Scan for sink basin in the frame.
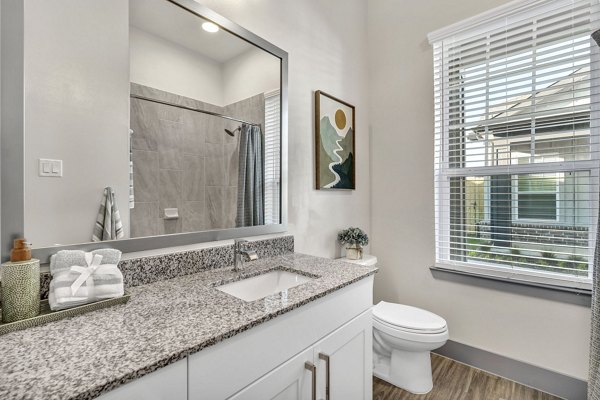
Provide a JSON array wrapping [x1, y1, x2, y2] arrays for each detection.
[[216, 270, 313, 302]]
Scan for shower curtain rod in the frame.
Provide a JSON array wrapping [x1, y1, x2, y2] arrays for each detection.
[[130, 94, 261, 127]]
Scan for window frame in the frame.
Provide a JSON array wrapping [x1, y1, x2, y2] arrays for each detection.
[[430, 0, 600, 289], [512, 173, 560, 223]]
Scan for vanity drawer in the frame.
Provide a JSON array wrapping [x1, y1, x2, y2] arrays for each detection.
[[188, 276, 373, 400]]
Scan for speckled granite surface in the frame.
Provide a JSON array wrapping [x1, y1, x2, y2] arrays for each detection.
[[0, 252, 376, 400], [33, 235, 294, 300]]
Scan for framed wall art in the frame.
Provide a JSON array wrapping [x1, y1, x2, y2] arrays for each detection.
[[315, 90, 355, 190]]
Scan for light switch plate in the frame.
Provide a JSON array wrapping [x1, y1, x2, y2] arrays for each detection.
[[39, 159, 63, 177]]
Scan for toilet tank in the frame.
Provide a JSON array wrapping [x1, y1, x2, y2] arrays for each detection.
[[340, 255, 378, 267]]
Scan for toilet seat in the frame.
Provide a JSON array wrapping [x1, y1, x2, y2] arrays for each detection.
[[373, 317, 448, 343], [373, 302, 448, 342]]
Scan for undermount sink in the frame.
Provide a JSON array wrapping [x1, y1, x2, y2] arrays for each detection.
[[216, 269, 314, 302]]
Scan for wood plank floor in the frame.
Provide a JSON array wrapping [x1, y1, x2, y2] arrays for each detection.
[[373, 354, 562, 400]]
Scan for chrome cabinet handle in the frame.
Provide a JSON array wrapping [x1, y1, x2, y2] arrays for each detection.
[[318, 353, 330, 400], [305, 362, 317, 400]]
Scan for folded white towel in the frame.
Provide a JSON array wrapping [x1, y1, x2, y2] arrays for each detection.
[[50, 249, 122, 276], [48, 251, 124, 311]]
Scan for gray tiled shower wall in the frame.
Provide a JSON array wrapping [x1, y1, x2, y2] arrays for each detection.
[[129, 83, 265, 237]]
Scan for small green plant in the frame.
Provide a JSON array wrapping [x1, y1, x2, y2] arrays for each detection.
[[465, 242, 589, 276], [516, 257, 528, 265], [337, 227, 369, 247], [478, 241, 492, 253], [540, 252, 556, 260], [565, 255, 588, 271]]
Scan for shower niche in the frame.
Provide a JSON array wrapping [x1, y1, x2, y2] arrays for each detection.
[[14, 0, 287, 256]]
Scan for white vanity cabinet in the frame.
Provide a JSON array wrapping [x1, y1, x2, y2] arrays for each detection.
[[99, 276, 374, 400], [230, 310, 372, 400], [188, 276, 374, 400], [228, 348, 315, 400], [313, 311, 372, 400], [97, 358, 187, 400]]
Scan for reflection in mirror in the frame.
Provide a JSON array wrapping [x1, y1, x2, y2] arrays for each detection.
[[24, 0, 282, 248]]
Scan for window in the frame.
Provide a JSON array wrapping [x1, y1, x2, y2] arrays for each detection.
[[430, 0, 599, 286], [264, 90, 281, 225], [514, 174, 558, 221]]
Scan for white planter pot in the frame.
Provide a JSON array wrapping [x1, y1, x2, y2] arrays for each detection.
[[346, 245, 363, 260]]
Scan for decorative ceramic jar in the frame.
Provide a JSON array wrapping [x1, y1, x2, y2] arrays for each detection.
[[346, 244, 363, 260], [1, 259, 41, 322]]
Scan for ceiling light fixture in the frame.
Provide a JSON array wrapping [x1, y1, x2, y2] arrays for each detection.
[[202, 22, 219, 33]]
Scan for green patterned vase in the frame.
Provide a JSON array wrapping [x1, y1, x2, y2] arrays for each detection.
[[1, 259, 40, 322]]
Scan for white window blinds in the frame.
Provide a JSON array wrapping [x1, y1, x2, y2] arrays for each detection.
[[431, 0, 600, 283], [264, 90, 281, 225]]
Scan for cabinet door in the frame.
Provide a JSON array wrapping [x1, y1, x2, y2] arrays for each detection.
[[229, 348, 315, 400], [97, 358, 187, 400], [313, 310, 372, 400]]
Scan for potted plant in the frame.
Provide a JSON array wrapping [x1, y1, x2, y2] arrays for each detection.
[[337, 227, 369, 260]]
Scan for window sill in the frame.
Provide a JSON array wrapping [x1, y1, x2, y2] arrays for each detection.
[[431, 263, 592, 296]]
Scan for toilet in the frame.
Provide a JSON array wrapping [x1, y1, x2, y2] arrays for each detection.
[[372, 301, 448, 394], [342, 255, 449, 394]]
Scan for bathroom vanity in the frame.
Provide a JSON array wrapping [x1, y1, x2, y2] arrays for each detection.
[[0, 253, 376, 400], [0, 1, 376, 398]]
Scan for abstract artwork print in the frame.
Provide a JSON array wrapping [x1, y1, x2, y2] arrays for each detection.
[[315, 90, 355, 190]]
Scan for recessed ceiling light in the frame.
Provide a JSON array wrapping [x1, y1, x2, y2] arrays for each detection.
[[202, 22, 219, 33]]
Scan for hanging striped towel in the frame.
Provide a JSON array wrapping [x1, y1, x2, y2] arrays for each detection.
[[129, 129, 135, 209], [92, 187, 124, 242]]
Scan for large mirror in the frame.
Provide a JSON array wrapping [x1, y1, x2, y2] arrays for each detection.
[[12, 0, 287, 257]]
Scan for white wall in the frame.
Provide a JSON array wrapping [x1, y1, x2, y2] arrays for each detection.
[[197, 0, 371, 258], [130, 27, 224, 106], [131, 27, 281, 108], [24, 0, 130, 247], [367, 0, 591, 380], [222, 47, 280, 105]]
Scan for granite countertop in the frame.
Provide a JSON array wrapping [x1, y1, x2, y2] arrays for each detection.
[[0, 253, 377, 400]]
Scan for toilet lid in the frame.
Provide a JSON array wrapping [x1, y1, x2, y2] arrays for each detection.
[[373, 302, 447, 334]]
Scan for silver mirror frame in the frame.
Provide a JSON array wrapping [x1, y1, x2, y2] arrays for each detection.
[[0, 0, 288, 262]]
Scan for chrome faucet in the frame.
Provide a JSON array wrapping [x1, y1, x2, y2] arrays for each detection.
[[233, 239, 258, 271]]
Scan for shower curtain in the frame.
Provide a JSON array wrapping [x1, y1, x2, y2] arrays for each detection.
[[236, 124, 264, 227], [590, 205, 600, 398], [590, 30, 600, 400], [591, 206, 600, 399]]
